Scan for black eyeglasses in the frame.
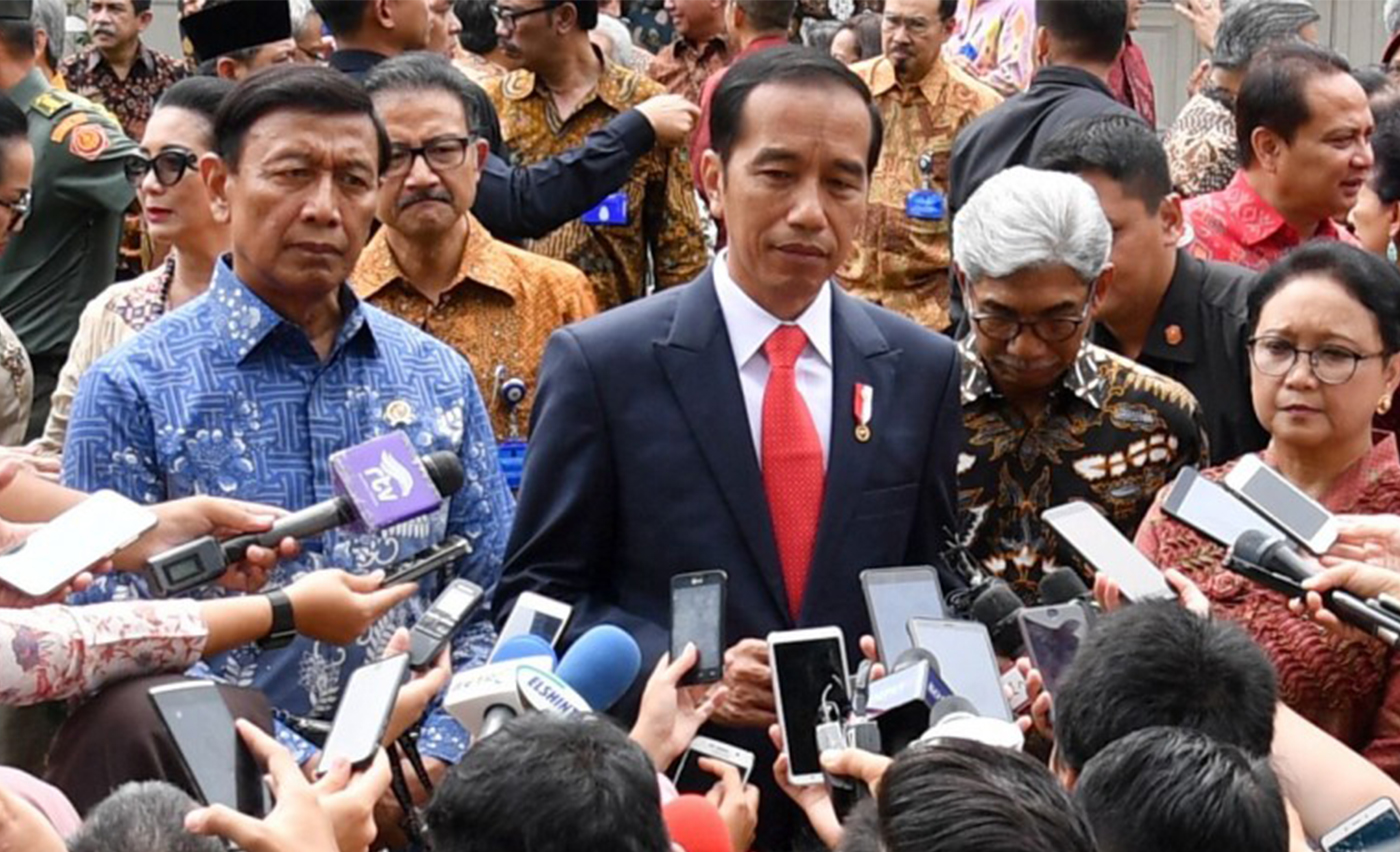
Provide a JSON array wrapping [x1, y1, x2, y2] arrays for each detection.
[[491, 3, 552, 29], [968, 294, 1094, 343], [1248, 335, 1386, 385], [124, 147, 199, 188], [385, 136, 476, 177], [0, 188, 31, 233]]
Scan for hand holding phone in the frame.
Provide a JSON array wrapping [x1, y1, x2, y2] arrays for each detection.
[[148, 681, 267, 817], [672, 736, 755, 794], [319, 655, 411, 774], [769, 627, 849, 786], [408, 579, 483, 670], [671, 570, 727, 685], [0, 490, 156, 598], [1041, 503, 1174, 603]]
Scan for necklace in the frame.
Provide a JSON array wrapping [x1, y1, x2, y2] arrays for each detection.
[[157, 255, 177, 312]]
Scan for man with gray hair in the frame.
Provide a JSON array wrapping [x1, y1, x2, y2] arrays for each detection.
[[954, 166, 1206, 600], [67, 782, 224, 852], [1162, 0, 1319, 197], [28, 0, 60, 81]]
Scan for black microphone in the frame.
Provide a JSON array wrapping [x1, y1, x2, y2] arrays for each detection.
[[1039, 568, 1093, 606], [969, 579, 1025, 658], [1232, 530, 1400, 647]]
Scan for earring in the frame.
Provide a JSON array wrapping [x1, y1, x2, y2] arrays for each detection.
[[1388, 241, 1397, 264], [1380, 394, 1394, 416]]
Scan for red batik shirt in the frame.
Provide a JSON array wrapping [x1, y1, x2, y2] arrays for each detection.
[[1183, 170, 1359, 271], [1108, 36, 1155, 127]]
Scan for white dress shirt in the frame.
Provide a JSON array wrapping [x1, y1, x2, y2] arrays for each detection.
[[712, 251, 833, 469]]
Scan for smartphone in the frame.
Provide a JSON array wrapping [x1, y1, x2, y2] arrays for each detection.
[[860, 565, 946, 665], [672, 736, 755, 795], [1162, 466, 1286, 548], [1017, 604, 1093, 694], [1322, 798, 1400, 852], [382, 536, 472, 587], [906, 618, 1013, 723], [0, 490, 157, 597], [409, 579, 484, 670], [769, 626, 849, 786], [494, 591, 572, 653], [1224, 454, 1339, 554], [1041, 502, 1174, 602], [670, 570, 727, 685], [148, 681, 266, 817], [319, 654, 411, 773]]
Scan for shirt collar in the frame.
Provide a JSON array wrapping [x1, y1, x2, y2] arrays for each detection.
[[736, 35, 788, 61], [712, 250, 833, 371], [505, 47, 633, 111], [1219, 170, 1292, 246], [863, 55, 951, 104], [1029, 65, 1114, 98], [958, 335, 1108, 409], [207, 256, 375, 365], [352, 214, 521, 303], [85, 42, 155, 74]]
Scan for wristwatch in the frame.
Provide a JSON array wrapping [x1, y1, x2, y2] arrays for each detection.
[[258, 588, 297, 650]]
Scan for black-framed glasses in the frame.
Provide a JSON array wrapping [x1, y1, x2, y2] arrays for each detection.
[[124, 147, 199, 188], [491, 3, 551, 29], [385, 136, 476, 177], [0, 188, 31, 233], [968, 294, 1094, 343], [1248, 335, 1387, 385]]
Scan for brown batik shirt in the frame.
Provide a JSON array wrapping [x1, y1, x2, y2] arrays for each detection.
[[59, 43, 187, 140], [647, 35, 729, 105]]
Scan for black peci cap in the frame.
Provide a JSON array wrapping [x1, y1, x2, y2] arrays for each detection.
[[181, 0, 292, 62], [0, 0, 32, 21]]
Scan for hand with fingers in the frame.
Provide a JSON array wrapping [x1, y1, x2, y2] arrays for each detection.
[[284, 570, 419, 646], [1011, 657, 1054, 740], [699, 757, 760, 852], [1288, 557, 1400, 642], [630, 642, 730, 770], [768, 724, 843, 850], [1329, 515, 1400, 569], [711, 638, 775, 728]]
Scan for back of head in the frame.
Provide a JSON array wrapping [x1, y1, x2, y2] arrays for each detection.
[[1033, 113, 1172, 213], [0, 15, 34, 61], [953, 165, 1111, 285], [874, 740, 1097, 852], [456, 0, 499, 55], [30, 0, 61, 65], [1237, 41, 1351, 168], [1076, 726, 1289, 852], [156, 75, 237, 131], [1212, 0, 1319, 72], [733, 0, 796, 34], [848, 11, 882, 61], [423, 713, 670, 852], [1054, 600, 1278, 774], [1035, 0, 1128, 66], [68, 781, 224, 852], [1371, 95, 1400, 205], [310, 0, 368, 37]]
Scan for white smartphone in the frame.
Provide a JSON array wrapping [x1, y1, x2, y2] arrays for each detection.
[[906, 618, 1014, 723], [1322, 798, 1400, 852], [319, 654, 411, 774], [860, 565, 946, 665], [494, 591, 572, 652], [1224, 454, 1339, 554], [1161, 466, 1285, 548], [0, 489, 157, 597], [672, 736, 755, 795], [1041, 502, 1175, 602], [768, 626, 849, 786]]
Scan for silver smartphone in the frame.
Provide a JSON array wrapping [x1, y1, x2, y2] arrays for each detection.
[[672, 736, 755, 795], [1322, 798, 1400, 852], [1041, 502, 1174, 602], [860, 565, 946, 664], [906, 618, 1013, 723], [1224, 454, 1339, 554], [494, 591, 572, 652], [768, 626, 848, 786], [0, 490, 156, 597], [1161, 466, 1285, 547], [319, 654, 411, 773]]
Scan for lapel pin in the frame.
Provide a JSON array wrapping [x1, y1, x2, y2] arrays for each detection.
[[1165, 324, 1184, 346], [854, 383, 873, 443], [384, 399, 414, 426]]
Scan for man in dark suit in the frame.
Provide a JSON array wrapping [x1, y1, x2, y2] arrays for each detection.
[[496, 46, 962, 847]]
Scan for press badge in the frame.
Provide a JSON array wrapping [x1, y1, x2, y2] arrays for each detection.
[[581, 191, 629, 226], [906, 189, 945, 221]]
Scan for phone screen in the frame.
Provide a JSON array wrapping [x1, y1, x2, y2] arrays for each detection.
[[907, 620, 1013, 722], [671, 577, 724, 680], [0, 490, 157, 597], [1238, 466, 1331, 541], [772, 636, 847, 778], [1020, 605, 1091, 694], [1043, 505, 1173, 602], [864, 568, 945, 664], [673, 748, 750, 795], [150, 683, 264, 816], [499, 594, 569, 647], [1165, 468, 1285, 547], [322, 655, 409, 770], [1329, 807, 1400, 852]]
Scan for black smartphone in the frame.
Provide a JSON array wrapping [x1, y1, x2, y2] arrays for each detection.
[[768, 627, 849, 786], [319, 654, 411, 773], [148, 681, 266, 817], [860, 565, 946, 664], [1016, 604, 1093, 694], [670, 570, 727, 685], [409, 579, 484, 670], [1162, 466, 1285, 547]]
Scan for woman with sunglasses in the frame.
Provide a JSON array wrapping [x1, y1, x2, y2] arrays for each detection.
[[1135, 242, 1400, 781], [33, 77, 234, 458], [0, 94, 34, 449]]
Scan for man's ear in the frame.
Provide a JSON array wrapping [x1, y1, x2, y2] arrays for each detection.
[[1158, 192, 1186, 248], [200, 152, 231, 224], [1252, 127, 1287, 174], [700, 148, 725, 221], [1090, 265, 1113, 316], [137, 9, 154, 32], [214, 56, 242, 81]]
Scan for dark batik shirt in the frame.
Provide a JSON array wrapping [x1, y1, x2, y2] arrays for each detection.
[[58, 43, 186, 140]]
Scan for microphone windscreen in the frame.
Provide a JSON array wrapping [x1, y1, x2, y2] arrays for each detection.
[[927, 694, 979, 728], [556, 625, 643, 711], [421, 451, 466, 497], [489, 634, 558, 666], [1232, 528, 1277, 566], [1039, 568, 1090, 605], [663, 795, 732, 852], [892, 646, 941, 677]]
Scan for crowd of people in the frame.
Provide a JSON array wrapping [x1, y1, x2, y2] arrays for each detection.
[[2, 0, 1400, 850]]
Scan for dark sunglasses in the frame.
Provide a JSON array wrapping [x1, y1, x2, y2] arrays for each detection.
[[0, 188, 30, 233], [124, 147, 199, 188]]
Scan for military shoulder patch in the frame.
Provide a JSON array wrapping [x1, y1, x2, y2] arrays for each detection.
[[32, 91, 72, 118], [49, 112, 86, 143], [68, 123, 110, 161]]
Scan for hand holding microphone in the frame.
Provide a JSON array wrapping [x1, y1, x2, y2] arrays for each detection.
[[1289, 556, 1400, 642]]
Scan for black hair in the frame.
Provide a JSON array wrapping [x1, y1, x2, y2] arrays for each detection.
[[937, 0, 957, 21], [1372, 95, 1400, 204], [366, 51, 482, 136], [1076, 726, 1289, 852], [213, 64, 389, 173], [455, 0, 498, 54], [874, 740, 1097, 852], [1054, 600, 1278, 774], [544, 0, 599, 31], [710, 45, 883, 174], [1248, 241, 1400, 355], [0, 21, 34, 58], [423, 714, 670, 852], [1035, 0, 1128, 66], [837, 11, 881, 62], [1034, 113, 1171, 212], [132, 0, 153, 12], [0, 91, 29, 187], [733, 0, 796, 34], [1354, 63, 1397, 98], [155, 75, 236, 143], [310, 0, 368, 36], [1237, 42, 1353, 168]]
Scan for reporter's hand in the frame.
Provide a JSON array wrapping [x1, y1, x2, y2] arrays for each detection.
[[379, 627, 452, 745], [1330, 515, 1400, 569], [818, 748, 892, 799], [1174, 0, 1223, 50], [1092, 573, 1125, 613], [307, 749, 394, 852], [1165, 568, 1211, 618], [284, 570, 416, 645], [116, 495, 298, 586], [0, 783, 66, 852], [1288, 557, 1400, 642], [0, 447, 60, 482], [699, 758, 759, 852], [634, 94, 699, 147], [1012, 657, 1053, 740], [768, 725, 842, 850], [630, 643, 729, 770], [712, 639, 776, 728]]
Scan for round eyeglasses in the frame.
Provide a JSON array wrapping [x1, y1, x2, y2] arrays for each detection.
[[1248, 336, 1386, 385], [124, 147, 200, 188]]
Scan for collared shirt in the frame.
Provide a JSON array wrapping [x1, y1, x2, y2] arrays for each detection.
[[1184, 170, 1361, 271], [941, 0, 1036, 96], [713, 251, 834, 465], [454, 51, 507, 87], [1091, 249, 1268, 465], [63, 258, 514, 766], [837, 56, 1001, 332], [351, 214, 599, 439], [1163, 88, 1237, 198], [691, 34, 789, 199], [57, 43, 187, 139], [648, 35, 730, 105], [1108, 36, 1156, 127], [957, 336, 1208, 601], [486, 54, 708, 309]]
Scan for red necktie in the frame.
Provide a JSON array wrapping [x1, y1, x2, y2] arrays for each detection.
[[762, 325, 825, 620]]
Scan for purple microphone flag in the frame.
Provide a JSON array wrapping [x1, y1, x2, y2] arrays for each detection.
[[332, 431, 443, 531]]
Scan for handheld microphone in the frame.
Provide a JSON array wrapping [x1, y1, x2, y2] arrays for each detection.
[[516, 665, 593, 716], [867, 649, 956, 755], [445, 635, 558, 741], [489, 633, 555, 664], [969, 579, 1025, 658], [554, 625, 643, 712], [1039, 568, 1092, 606], [920, 694, 1025, 751], [1232, 530, 1400, 648], [663, 795, 733, 852]]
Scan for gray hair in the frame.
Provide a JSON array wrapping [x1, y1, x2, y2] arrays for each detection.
[[1388, 0, 1400, 35], [67, 782, 224, 852], [953, 166, 1111, 286], [1213, 0, 1319, 71], [30, 0, 62, 66], [289, 0, 316, 34]]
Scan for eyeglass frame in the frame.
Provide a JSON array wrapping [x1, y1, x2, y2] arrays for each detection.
[[1246, 335, 1388, 385], [966, 286, 1097, 344], [384, 135, 479, 178], [0, 188, 31, 233], [123, 147, 200, 188], [880, 12, 934, 35], [491, 3, 553, 30]]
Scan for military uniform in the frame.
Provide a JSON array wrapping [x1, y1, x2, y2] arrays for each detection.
[[0, 69, 135, 437]]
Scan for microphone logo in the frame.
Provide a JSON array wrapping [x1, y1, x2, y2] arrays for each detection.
[[366, 450, 418, 503]]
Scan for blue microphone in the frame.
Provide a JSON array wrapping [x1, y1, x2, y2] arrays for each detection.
[[490, 634, 558, 667], [555, 625, 643, 712]]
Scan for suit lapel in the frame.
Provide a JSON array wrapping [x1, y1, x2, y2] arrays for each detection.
[[654, 273, 791, 621]]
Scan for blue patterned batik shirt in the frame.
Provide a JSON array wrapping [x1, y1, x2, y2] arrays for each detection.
[[63, 257, 515, 765]]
